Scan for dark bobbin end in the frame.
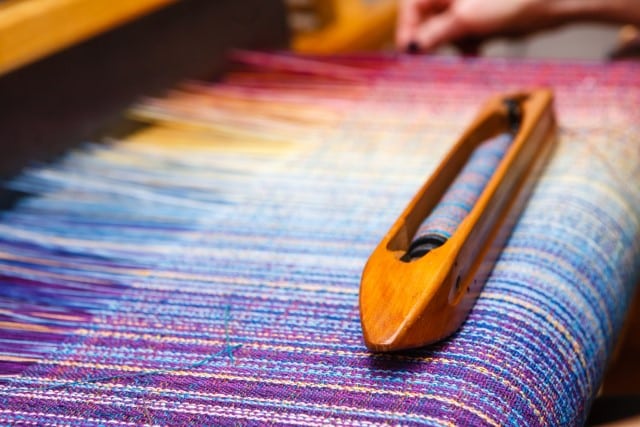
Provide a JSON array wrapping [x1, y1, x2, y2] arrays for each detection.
[[504, 98, 522, 133]]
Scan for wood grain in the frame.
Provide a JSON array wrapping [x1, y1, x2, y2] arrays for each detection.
[[0, 0, 175, 76]]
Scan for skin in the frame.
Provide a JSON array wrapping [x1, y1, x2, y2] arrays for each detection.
[[397, 0, 640, 53]]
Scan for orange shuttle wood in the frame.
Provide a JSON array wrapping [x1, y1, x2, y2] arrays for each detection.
[[359, 89, 557, 352]]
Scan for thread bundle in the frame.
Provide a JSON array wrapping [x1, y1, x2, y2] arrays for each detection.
[[406, 132, 513, 260], [0, 52, 639, 425]]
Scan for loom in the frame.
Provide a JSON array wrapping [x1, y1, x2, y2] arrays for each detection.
[[1, 1, 640, 425]]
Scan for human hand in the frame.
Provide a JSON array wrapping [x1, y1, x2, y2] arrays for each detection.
[[396, 0, 565, 53]]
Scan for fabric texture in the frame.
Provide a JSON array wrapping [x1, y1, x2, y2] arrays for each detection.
[[1, 53, 639, 426]]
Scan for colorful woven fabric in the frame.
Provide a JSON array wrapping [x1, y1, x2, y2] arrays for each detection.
[[1, 52, 639, 426], [407, 132, 512, 259]]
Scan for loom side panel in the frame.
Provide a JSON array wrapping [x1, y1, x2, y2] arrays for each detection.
[[0, 0, 289, 186], [0, 0, 177, 76]]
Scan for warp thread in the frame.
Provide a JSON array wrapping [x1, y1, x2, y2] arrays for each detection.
[[9, 305, 241, 393], [1, 53, 639, 426]]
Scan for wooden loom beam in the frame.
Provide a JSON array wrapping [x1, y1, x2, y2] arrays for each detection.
[[0, 0, 176, 76]]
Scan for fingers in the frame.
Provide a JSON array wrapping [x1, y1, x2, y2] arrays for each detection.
[[413, 11, 466, 52], [396, 0, 450, 51], [396, 0, 426, 49]]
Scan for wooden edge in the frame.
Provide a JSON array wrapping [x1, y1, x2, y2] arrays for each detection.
[[292, 0, 396, 53], [0, 0, 176, 76], [360, 89, 557, 351]]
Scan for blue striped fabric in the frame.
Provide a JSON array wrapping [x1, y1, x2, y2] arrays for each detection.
[[407, 132, 513, 259], [0, 53, 639, 426]]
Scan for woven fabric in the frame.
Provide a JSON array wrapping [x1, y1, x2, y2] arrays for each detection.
[[1, 53, 639, 426]]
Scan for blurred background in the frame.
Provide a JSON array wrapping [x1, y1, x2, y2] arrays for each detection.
[[286, 0, 638, 59]]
